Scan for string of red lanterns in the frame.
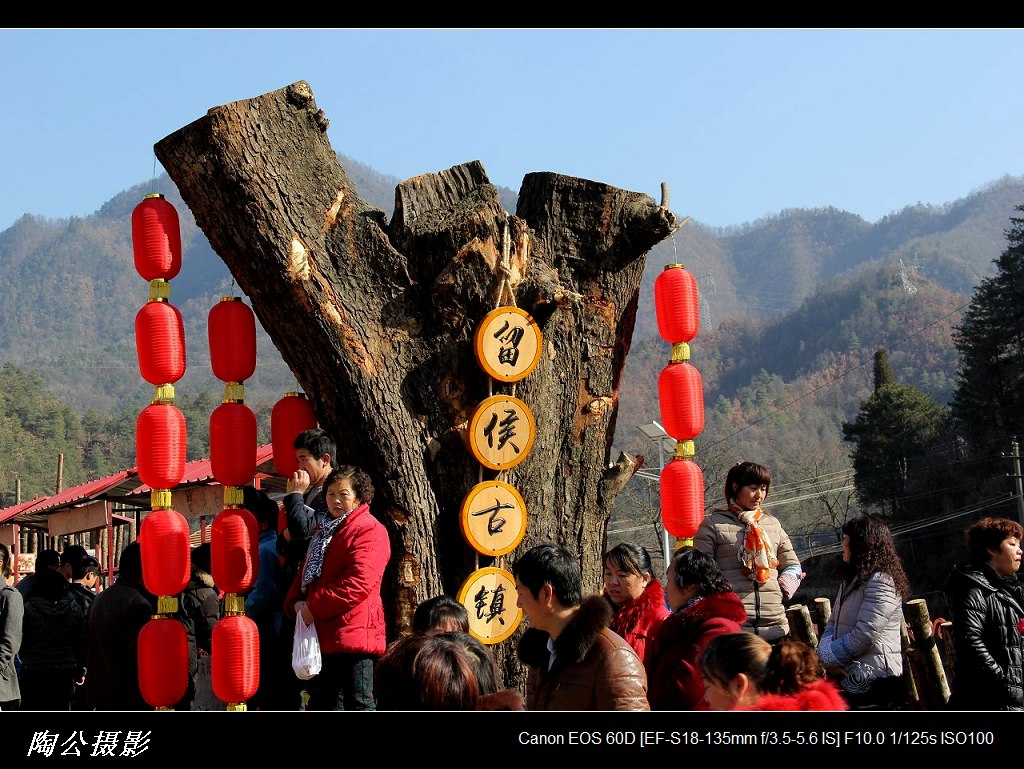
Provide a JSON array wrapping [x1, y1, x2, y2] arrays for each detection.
[[132, 193, 191, 709], [207, 296, 260, 710], [653, 263, 706, 547]]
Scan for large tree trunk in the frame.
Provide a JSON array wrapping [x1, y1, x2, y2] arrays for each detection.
[[155, 80, 677, 688]]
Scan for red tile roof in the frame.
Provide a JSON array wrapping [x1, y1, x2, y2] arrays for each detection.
[[0, 443, 282, 528], [0, 496, 50, 525]]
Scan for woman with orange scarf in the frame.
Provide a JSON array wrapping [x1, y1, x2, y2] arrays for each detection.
[[693, 461, 802, 642]]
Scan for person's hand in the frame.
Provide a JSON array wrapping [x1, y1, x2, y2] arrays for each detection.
[[287, 469, 311, 495], [778, 571, 801, 601], [294, 600, 313, 625]]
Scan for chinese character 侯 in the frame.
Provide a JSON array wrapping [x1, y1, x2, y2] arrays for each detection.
[[482, 409, 520, 454]]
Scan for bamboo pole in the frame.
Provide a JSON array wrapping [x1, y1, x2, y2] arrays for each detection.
[[813, 597, 831, 635], [900, 616, 921, 709], [903, 598, 950, 709], [786, 604, 819, 648]]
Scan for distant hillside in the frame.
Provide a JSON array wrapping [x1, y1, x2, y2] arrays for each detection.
[[634, 174, 1023, 342], [0, 155, 1020, 515], [0, 153, 519, 418]]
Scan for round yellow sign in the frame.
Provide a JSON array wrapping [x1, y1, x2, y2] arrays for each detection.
[[468, 395, 536, 471], [459, 481, 528, 557], [457, 567, 522, 645], [474, 306, 542, 382]]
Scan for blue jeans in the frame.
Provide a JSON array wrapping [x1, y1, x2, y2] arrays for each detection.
[[305, 652, 376, 711]]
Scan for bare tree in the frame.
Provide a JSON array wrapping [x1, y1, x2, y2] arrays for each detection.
[[154, 81, 677, 685]]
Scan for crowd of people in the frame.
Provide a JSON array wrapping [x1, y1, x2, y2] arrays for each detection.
[[0, 451, 1021, 712]]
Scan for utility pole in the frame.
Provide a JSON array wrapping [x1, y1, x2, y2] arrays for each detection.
[[1006, 437, 1024, 528]]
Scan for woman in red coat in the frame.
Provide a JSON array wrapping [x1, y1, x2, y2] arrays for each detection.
[[602, 542, 669, 664], [285, 465, 391, 711], [645, 547, 747, 710]]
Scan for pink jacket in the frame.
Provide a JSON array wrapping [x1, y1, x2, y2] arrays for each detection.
[[284, 503, 391, 656]]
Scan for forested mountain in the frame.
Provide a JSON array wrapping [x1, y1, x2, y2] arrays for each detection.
[[0, 153, 1021, 569]]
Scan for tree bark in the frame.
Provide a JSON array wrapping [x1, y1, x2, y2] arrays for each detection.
[[154, 81, 677, 687]]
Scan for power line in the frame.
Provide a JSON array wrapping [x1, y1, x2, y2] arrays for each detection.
[[794, 493, 1013, 560]]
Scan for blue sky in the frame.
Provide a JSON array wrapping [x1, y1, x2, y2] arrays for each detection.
[[1, 28, 1021, 233]]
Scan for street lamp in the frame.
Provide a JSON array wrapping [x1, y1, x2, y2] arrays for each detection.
[[636, 420, 675, 570]]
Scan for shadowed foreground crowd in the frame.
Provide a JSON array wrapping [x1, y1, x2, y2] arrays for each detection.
[[1, 451, 1021, 712]]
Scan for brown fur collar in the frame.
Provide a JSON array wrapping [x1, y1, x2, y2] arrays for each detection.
[[188, 568, 216, 590], [517, 595, 613, 670]]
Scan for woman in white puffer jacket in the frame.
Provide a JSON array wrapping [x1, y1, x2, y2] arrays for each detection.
[[817, 515, 911, 710]]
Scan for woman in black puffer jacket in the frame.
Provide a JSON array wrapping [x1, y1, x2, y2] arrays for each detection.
[[943, 516, 1024, 711]]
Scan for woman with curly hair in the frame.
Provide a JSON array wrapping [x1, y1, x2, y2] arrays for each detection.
[[701, 633, 846, 711], [602, 542, 669, 664], [816, 515, 911, 710]]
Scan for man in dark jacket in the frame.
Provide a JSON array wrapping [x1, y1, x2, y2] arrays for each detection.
[[277, 428, 334, 582], [274, 428, 334, 710], [177, 543, 220, 710], [513, 544, 650, 711], [66, 555, 99, 711], [84, 541, 154, 710], [15, 549, 61, 600], [19, 566, 85, 710], [67, 556, 100, 618], [944, 516, 1024, 710]]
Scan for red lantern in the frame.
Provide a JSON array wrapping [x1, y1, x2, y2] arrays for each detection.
[[210, 507, 259, 594], [661, 458, 705, 539], [212, 615, 260, 704], [654, 264, 699, 344], [136, 403, 187, 489], [271, 392, 317, 477], [132, 194, 182, 281], [658, 362, 705, 441], [210, 403, 257, 487], [138, 617, 189, 708], [135, 301, 186, 386], [139, 509, 191, 596], [209, 298, 257, 383]]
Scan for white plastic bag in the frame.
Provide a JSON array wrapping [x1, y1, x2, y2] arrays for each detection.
[[291, 614, 322, 680]]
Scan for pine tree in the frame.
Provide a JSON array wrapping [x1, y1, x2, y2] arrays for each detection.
[[873, 348, 894, 391], [843, 349, 947, 516], [952, 205, 1024, 454]]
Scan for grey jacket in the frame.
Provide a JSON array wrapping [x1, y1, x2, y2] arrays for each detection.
[[0, 584, 23, 704], [693, 508, 800, 641], [818, 572, 904, 678]]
